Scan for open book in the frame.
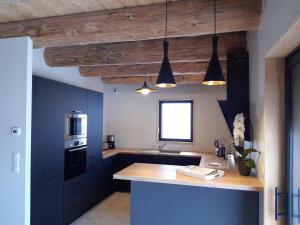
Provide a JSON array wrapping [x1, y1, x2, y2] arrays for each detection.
[[176, 166, 224, 181]]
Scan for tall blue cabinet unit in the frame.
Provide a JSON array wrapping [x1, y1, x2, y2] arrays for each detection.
[[31, 77, 66, 225], [31, 76, 104, 225]]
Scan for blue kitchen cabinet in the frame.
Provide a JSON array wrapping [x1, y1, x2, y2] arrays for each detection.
[[32, 76, 106, 225], [114, 154, 201, 192], [31, 174, 64, 225], [101, 156, 116, 199], [31, 76, 65, 182], [65, 84, 88, 113], [31, 77, 66, 225], [84, 160, 103, 209], [63, 174, 87, 225], [87, 90, 103, 163]]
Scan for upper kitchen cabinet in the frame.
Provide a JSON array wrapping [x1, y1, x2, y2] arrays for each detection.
[[32, 76, 66, 181], [66, 85, 88, 113], [87, 90, 103, 162], [218, 52, 250, 141]]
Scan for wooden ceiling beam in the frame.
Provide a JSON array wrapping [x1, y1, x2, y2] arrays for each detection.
[[0, 0, 261, 48], [101, 74, 207, 85], [45, 32, 246, 67], [79, 61, 227, 77]]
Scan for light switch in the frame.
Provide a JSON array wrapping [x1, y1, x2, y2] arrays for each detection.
[[11, 127, 21, 136], [12, 152, 20, 174]]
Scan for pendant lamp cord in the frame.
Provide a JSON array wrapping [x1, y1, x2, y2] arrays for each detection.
[[165, 0, 168, 40], [214, 0, 217, 36], [144, 65, 147, 82]]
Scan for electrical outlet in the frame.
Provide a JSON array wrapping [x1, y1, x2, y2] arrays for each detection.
[[11, 127, 21, 136], [12, 152, 20, 174]]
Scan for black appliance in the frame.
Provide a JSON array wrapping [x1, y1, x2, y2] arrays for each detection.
[[64, 112, 88, 181], [107, 135, 115, 149], [64, 143, 87, 181]]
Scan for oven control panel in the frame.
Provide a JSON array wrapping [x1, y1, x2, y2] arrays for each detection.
[[64, 137, 87, 149]]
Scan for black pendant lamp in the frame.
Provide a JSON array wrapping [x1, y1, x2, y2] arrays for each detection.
[[136, 66, 156, 95], [202, 0, 226, 86], [155, 0, 176, 88]]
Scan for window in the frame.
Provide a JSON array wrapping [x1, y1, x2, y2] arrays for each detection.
[[158, 100, 193, 142]]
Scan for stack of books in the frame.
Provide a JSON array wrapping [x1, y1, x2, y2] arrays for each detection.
[[176, 166, 224, 181]]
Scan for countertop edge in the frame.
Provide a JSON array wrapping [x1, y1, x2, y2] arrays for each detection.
[[113, 174, 263, 192]]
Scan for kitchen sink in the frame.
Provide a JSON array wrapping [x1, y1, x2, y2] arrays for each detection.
[[137, 149, 182, 154]]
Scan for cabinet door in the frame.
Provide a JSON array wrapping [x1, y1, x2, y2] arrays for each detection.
[[63, 174, 87, 225], [32, 77, 65, 181], [66, 85, 88, 113], [101, 157, 116, 198], [85, 160, 103, 209], [114, 155, 139, 192], [87, 91, 103, 163], [64, 192, 86, 225], [31, 175, 64, 225]]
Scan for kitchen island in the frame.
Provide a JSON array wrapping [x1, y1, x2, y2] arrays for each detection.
[[114, 160, 263, 225]]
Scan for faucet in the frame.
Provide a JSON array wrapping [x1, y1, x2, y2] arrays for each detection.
[[158, 143, 166, 152]]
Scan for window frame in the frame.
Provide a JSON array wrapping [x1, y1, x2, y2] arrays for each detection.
[[158, 100, 194, 143]]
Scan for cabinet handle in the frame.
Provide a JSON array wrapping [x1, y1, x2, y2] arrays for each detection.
[[45, 178, 56, 185], [71, 180, 79, 184], [275, 187, 288, 220], [292, 188, 300, 222], [72, 196, 81, 203], [90, 163, 97, 168], [44, 167, 55, 174]]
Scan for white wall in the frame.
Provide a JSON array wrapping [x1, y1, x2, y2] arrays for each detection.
[[0, 37, 32, 225], [248, 0, 300, 180], [32, 48, 105, 92], [248, 1, 300, 225], [104, 84, 232, 152]]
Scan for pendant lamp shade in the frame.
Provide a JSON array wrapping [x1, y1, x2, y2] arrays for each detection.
[[202, 0, 226, 86], [155, 0, 176, 88], [155, 40, 176, 88], [136, 66, 156, 95], [202, 36, 226, 85], [136, 81, 156, 94]]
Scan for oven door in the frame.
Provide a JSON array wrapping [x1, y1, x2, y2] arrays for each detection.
[[65, 113, 87, 140], [64, 146, 87, 181]]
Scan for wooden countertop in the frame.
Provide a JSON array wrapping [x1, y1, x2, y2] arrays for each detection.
[[114, 163, 264, 192], [103, 148, 203, 159]]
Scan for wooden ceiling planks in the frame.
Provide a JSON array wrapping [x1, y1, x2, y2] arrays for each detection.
[[45, 32, 246, 67], [79, 61, 227, 77], [0, 0, 261, 48], [101, 74, 206, 85], [0, 0, 175, 23]]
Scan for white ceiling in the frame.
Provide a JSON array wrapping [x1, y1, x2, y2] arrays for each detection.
[[32, 48, 105, 92]]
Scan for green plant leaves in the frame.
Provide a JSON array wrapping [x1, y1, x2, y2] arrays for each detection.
[[242, 148, 258, 158], [244, 158, 256, 168]]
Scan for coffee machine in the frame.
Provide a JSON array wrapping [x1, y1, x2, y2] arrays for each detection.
[[107, 135, 115, 149]]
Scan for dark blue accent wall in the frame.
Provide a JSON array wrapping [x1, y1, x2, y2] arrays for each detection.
[[131, 181, 259, 225]]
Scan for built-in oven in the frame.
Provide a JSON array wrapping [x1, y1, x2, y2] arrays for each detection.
[[64, 140, 87, 181], [65, 112, 87, 140]]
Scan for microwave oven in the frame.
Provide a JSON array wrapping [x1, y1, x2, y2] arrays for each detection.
[[65, 112, 87, 140]]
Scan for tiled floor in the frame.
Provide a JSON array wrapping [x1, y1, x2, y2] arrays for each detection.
[[71, 192, 130, 225]]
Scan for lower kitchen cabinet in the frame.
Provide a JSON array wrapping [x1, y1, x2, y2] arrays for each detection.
[[85, 160, 103, 208], [64, 174, 87, 225], [64, 191, 86, 225], [31, 174, 64, 225], [114, 154, 201, 192], [101, 157, 116, 199]]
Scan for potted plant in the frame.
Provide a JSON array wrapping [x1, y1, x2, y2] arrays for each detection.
[[233, 113, 258, 176], [234, 146, 258, 176]]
